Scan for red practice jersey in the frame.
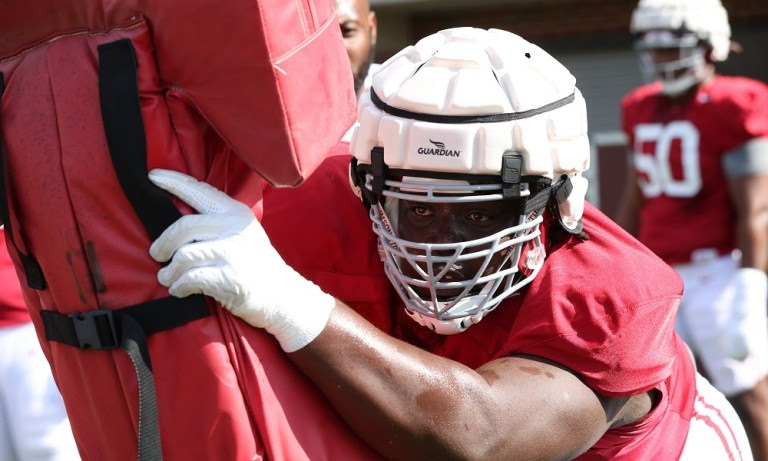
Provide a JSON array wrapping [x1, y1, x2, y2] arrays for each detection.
[[621, 76, 768, 264], [0, 229, 29, 327], [263, 148, 695, 460]]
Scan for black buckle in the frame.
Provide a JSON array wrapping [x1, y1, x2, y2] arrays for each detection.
[[501, 152, 523, 199], [69, 310, 120, 350]]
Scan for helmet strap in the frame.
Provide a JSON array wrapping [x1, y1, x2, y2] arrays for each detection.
[[548, 175, 584, 235], [522, 177, 553, 214]]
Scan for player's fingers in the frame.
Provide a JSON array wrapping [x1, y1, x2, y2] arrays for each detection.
[[149, 169, 247, 216], [156, 240, 224, 287], [166, 265, 230, 301], [150, 214, 246, 263]]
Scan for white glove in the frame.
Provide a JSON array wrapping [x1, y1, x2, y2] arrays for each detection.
[[148, 169, 336, 352], [718, 267, 768, 361]]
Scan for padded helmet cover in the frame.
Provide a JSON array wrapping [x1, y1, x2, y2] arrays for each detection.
[[349, 28, 590, 333], [630, 0, 731, 62]]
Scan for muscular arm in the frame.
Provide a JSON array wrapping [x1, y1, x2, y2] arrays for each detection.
[[727, 174, 768, 270], [147, 170, 650, 459], [724, 139, 768, 271], [290, 302, 641, 461]]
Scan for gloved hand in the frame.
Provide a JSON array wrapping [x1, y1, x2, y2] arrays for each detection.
[[148, 169, 336, 352], [718, 267, 768, 361]]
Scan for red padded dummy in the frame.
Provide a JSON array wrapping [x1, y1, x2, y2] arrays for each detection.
[[0, 2, 378, 460]]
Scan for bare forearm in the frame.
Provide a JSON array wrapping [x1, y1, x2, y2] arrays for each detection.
[[737, 214, 768, 271], [288, 301, 608, 461], [289, 302, 497, 460], [728, 175, 768, 271]]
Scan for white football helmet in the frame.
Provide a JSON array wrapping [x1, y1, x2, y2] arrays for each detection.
[[630, 0, 731, 95], [348, 28, 590, 334]]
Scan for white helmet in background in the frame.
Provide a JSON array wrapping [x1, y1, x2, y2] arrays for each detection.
[[630, 0, 731, 95], [348, 27, 590, 334]]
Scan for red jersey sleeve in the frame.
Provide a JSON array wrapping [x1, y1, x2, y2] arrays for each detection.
[[620, 83, 659, 145], [718, 77, 768, 152], [507, 204, 683, 396]]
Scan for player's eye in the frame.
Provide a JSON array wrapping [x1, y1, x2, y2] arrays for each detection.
[[412, 204, 432, 217], [466, 211, 491, 222], [339, 23, 358, 38]]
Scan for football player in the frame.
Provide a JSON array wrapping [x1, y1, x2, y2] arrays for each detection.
[[335, 0, 377, 99], [150, 28, 752, 459], [335, 0, 380, 144], [616, 0, 768, 457]]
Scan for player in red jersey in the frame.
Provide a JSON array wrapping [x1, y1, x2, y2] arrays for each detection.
[[617, 1, 768, 457], [149, 28, 751, 459]]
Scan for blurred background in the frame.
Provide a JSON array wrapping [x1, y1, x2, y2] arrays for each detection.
[[369, 0, 768, 217]]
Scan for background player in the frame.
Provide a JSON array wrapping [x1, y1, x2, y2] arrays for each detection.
[[335, 0, 378, 100], [616, 0, 768, 457]]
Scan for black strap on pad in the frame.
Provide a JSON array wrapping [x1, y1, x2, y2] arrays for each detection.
[[35, 38, 215, 461]]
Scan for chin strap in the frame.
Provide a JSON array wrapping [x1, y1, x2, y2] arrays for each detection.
[[515, 174, 582, 235], [548, 175, 584, 235]]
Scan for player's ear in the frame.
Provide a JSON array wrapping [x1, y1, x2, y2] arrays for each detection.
[[369, 11, 377, 46]]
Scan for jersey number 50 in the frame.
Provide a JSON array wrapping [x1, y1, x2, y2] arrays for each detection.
[[632, 121, 701, 198]]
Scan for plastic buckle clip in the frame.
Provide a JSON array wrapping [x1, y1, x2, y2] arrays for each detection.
[[501, 152, 523, 199], [69, 310, 120, 350]]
